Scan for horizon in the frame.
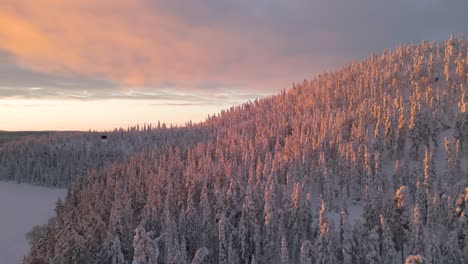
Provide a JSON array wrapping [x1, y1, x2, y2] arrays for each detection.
[[1, 0, 467, 130]]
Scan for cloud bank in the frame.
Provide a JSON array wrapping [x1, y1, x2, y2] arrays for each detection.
[[0, 0, 467, 102]]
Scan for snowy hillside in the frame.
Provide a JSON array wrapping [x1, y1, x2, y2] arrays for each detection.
[[18, 36, 468, 263]]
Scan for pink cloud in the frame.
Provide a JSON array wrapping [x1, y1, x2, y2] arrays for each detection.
[[0, 0, 324, 93], [2, 0, 464, 97]]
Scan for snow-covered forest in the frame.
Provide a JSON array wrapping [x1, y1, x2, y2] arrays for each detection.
[[0, 126, 212, 187], [8, 36, 468, 263]]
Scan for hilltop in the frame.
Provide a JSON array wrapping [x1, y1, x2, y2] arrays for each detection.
[[13, 36, 468, 263]]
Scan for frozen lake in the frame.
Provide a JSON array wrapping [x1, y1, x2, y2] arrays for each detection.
[[0, 181, 66, 264]]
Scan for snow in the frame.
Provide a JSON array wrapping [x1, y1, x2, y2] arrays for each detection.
[[0, 181, 66, 264], [329, 204, 364, 228]]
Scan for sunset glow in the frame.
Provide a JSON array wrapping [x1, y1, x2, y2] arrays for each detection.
[[1, 0, 466, 130]]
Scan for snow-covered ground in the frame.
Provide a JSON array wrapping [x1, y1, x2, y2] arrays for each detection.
[[0, 181, 66, 264]]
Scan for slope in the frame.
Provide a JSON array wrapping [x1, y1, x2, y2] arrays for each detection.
[[23, 36, 468, 264]]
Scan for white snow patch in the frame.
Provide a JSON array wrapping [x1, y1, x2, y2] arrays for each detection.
[[0, 181, 66, 264]]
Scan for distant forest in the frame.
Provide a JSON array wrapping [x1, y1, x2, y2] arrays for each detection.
[[0, 131, 55, 146]]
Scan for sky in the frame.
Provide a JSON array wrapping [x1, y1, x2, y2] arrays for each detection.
[[1, 0, 467, 131]]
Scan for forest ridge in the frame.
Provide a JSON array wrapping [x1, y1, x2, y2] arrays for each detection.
[[1, 36, 467, 263]]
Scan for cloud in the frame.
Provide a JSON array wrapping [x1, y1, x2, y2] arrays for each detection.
[[0, 0, 467, 101], [0, 1, 299, 90], [0, 103, 57, 107], [0, 59, 269, 105]]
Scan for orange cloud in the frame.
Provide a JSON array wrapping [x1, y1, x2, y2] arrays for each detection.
[[0, 0, 319, 92]]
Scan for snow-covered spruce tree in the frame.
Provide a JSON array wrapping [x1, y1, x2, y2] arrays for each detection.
[[339, 202, 353, 264], [391, 186, 411, 263], [250, 255, 257, 264], [180, 237, 188, 264], [191, 247, 209, 264], [380, 215, 396, 264], [426, 193, 443, 263], [396, 97, 407, 157], [199, 183, 213, 250], [423, 147, 436, 218], [405, 255, 425, 264], [442, 228, 463, 264], [415, 180, 427, 226], [352, 218, 368, 264], [131, 226, 159, 264], [263, 180, 279, 263], [432, 108, 441, 149], [393, 159, 410, 192], [444, 137, 463, 190], [425, 234, 442, 264], [218, 213, 228, 264], [365, 226, 381, 264], [239, 186, 258, 263], [411, 203, 424, 256], [280, 236, 289, 264], [97, 234, 127, 264], [363, 151, 384, 229], [454, 88, 468, 152], [314, 199, 336, 264], [299, 240, 313, 264], [109, 198, 133, 259], [461, 187, 468, 260], [288, 183, 306, 261], [409, 94, 423, 160]]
